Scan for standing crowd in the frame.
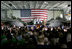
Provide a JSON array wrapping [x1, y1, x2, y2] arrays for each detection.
[[1, 22, 71, 48]]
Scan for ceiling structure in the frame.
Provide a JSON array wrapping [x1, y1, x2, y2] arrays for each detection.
[[1, 1, 71, 10], [1, 1, 71, 24]]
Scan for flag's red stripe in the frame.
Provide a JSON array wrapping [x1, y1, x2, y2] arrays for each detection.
[[44, 16, 48, 17], [31, 11, 47, 12], [39, 18, 47, 19], [21, 9, 48, 22], [32, 9, 48, 10], [21, 18, 47, 19], [32, 15, 48, 16], [31, 14, 48, 15], [31, 13, 48, 14]]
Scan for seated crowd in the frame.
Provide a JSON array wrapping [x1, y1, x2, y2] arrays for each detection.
[[1, 22, 71, 48]]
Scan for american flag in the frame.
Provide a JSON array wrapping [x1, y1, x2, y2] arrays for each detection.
[[20, 9, 48, 22]]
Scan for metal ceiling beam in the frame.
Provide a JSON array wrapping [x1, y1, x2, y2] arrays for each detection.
[[1, 6, 5, 9], [50, 3, 61, 9], [40, 1, 48, 9], [22, 1, 25, 9], [30, 1, 33, 9], [1, 1, 12, 10], [24, 1, 30, 9], [45, 1, 56, 9], [49, 1, 65, 9], [27, 1, 30, 9], [16, 1, 24, 9], [58, 2, 66, 7], [12, 1, 23, 9], [23, 1, 26, 8], [35, 1, 43, 9], [34, 1, 37, 9], [40, 1, 45, 9], [23, 1, 27, 9], [8, 1, 17, 9], [37, 1, 43, 9], [1, 4, 9, 9], [58, 1, 71, 9], [32, 1, 36, 9], [35, 1, 39, 9]]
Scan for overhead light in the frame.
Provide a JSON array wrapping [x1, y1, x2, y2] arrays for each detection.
[[69, 16, 71, 20], [60, 14, 63, 18], [45, 2, 46, 3], [44, 2, 48, 4], [45, 2, 48, 4]]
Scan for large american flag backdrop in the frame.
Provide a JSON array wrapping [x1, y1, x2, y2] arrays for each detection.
[[20, 9, 48, 22]]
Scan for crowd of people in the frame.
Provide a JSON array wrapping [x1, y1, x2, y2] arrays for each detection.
[[1, 22, 71, 48]]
